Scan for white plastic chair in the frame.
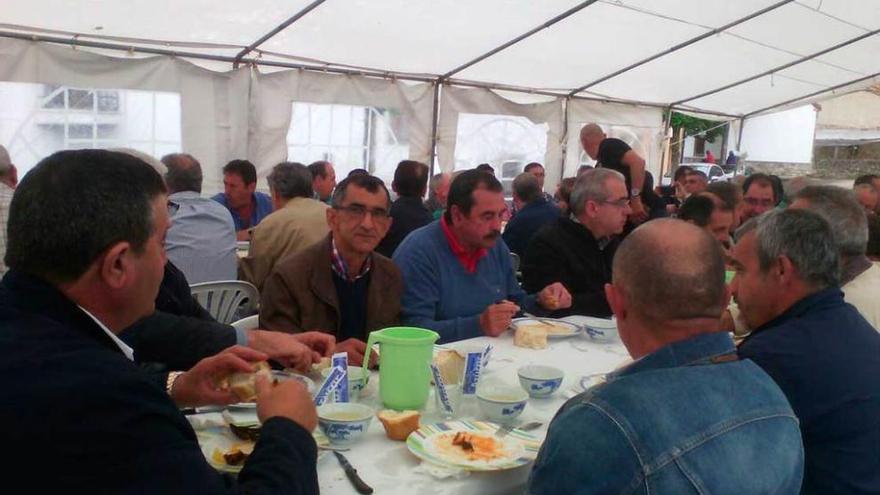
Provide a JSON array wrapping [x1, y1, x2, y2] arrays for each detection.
[[231, 314, 259, 332], [189, 280, 259, 325]]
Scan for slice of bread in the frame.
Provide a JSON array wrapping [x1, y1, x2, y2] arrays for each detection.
[[432, 349, 465, 385], [514, 325, 548, 349], [377, 409, 420, 441], [221, 361, 272, 402]]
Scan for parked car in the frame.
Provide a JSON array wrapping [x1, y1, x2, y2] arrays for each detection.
[[687, 163, 729, 182]]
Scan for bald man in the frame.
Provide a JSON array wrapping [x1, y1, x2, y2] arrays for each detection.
[[529, 219, 803, 494], [579, 124, 663, 229]]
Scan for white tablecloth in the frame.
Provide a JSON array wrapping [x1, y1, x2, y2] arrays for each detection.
[[194, 316, 630, 494]]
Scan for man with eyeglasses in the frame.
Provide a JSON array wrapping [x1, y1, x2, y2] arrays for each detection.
[[260, 174, 401, 365], [521, 168, 630, 318], [741, 173, 780, 222], [394, 170, 571, 344], [240, 162, 329, 291]]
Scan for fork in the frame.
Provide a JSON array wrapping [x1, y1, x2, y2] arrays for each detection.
[[495, 421, 543, 438]]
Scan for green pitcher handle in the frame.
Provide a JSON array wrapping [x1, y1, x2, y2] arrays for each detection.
[[362, 331, 379, 384]]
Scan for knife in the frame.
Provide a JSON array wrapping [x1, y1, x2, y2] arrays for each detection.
[[333, 450, 373, 494]]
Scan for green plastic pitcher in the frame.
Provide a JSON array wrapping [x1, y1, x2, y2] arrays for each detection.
[[363, 326, 439, 410]]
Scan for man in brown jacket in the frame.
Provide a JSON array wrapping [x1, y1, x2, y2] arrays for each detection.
[[260, 174, 402, 365]]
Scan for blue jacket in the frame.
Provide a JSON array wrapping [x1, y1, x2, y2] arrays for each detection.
[[0, 270, 318, 494], [211, 191, 273, 231], [529, 332, 804, 494], [393, 220, 537, 343], [502, 198, 560, 256], [739, 288, 880, 495]]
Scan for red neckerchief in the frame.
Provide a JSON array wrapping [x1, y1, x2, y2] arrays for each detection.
[[440, 216, 487, 274]]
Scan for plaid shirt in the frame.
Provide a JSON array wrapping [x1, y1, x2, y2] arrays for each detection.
[[330, 236, 372, 282], [0, 183, 13, 275]]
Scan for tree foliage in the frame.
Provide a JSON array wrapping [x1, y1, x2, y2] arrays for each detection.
[[668, 112, 724, 143]]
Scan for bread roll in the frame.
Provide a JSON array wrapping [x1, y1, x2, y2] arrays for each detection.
[[221, 361, 272, 402], [432, 349, 465, 385], [377, 409, 420, 441]]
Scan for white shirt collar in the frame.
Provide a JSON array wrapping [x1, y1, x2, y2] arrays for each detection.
[[77, 305, 134, 361]]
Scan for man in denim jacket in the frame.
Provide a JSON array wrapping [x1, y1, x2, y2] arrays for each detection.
[[529, 219, 804, 494]]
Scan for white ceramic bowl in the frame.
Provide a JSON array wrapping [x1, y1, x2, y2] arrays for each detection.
[[320, 366, 369, 395], [517, 365, 564, 398], [476, 385, 529, 424], [317, 403, 374, 445], [583, 317, 619, 343], [274, 370, 316, 395]]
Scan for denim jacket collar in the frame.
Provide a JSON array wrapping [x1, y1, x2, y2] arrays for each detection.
[[610, 331, 736, 380]]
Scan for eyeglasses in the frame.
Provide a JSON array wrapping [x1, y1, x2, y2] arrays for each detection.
[[334, 204, 391, 221], [599, 198, 631, 208], [744, 197, 775, 207]]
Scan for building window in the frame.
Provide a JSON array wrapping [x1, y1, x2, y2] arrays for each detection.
[[286, 102, 409, 185], [0, 82, 182, 176]]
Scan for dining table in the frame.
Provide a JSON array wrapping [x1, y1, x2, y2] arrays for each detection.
[[189, 315, 631, 494]]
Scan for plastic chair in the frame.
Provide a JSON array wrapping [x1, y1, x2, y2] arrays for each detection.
[[231, 314, 259, 332], [189, 280, 259, 325]]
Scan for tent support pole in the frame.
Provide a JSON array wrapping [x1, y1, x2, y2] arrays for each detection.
[[672, 27, 880, 107], [441, 0, 600, 79], [233, 0, 327, 69], [744, 70, 880, 117], [567, 0, 795, 97], [429, 81, 441, 176]]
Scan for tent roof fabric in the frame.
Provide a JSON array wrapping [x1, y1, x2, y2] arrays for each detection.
[[2, 0, 879, 117]]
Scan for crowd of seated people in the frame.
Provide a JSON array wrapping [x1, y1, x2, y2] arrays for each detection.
[[1, 135, 879, 493]]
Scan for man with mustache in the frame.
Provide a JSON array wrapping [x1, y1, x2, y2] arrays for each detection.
[[259, 174, 401, 365], [394, 169, 571, 343]]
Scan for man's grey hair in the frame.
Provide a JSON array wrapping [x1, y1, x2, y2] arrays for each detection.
[[569, 168, 625, 216], [161, 153, 203, 194], [736, 209, 840, 288], [512, 173, 541, 204], [793, 185, 867, 257], [613, 219, 726, 322], [267, 162, 313, 199]]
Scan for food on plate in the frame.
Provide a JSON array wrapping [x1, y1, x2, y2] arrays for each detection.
[[432, 349, 465, 385], [218, 361, 272, 402], [311, 356, 331, 373], [514, 325, 548, 349], [229, 422, 261, 441], [212, 442, 255, 466], [377, 409, 420, 441], [434, 431, 505, 462]]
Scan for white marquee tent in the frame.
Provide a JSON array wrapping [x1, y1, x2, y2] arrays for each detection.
[[1, 0, 879, 191]]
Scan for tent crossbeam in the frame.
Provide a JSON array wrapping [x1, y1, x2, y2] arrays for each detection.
[[744, 70, 880, 117], [440, 0, 600, 80], [672, 27, 880, 106], [567, 0, 795, 97], [232, 0, 327, 69]]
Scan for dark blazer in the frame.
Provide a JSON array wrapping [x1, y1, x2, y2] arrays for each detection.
[[502, 198, 560, 256], [521, 217, 618, 317], [0, 270, 318, 494], [260, 235, 402, 339], [376, 196, 433, 258]]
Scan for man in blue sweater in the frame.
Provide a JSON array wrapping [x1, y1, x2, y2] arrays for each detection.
[[393, 169, 571, 343], [732, 209, 880, 494]]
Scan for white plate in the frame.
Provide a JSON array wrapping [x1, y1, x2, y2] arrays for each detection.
[[406, 420, 540, 471], [196, 424, 329, 473], [510, 318, 581, 339], [227, 371, 315, 409]]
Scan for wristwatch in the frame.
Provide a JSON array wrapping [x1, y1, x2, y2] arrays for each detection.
[[630, 187, 641, 198], [166, 371, 184, 395]]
